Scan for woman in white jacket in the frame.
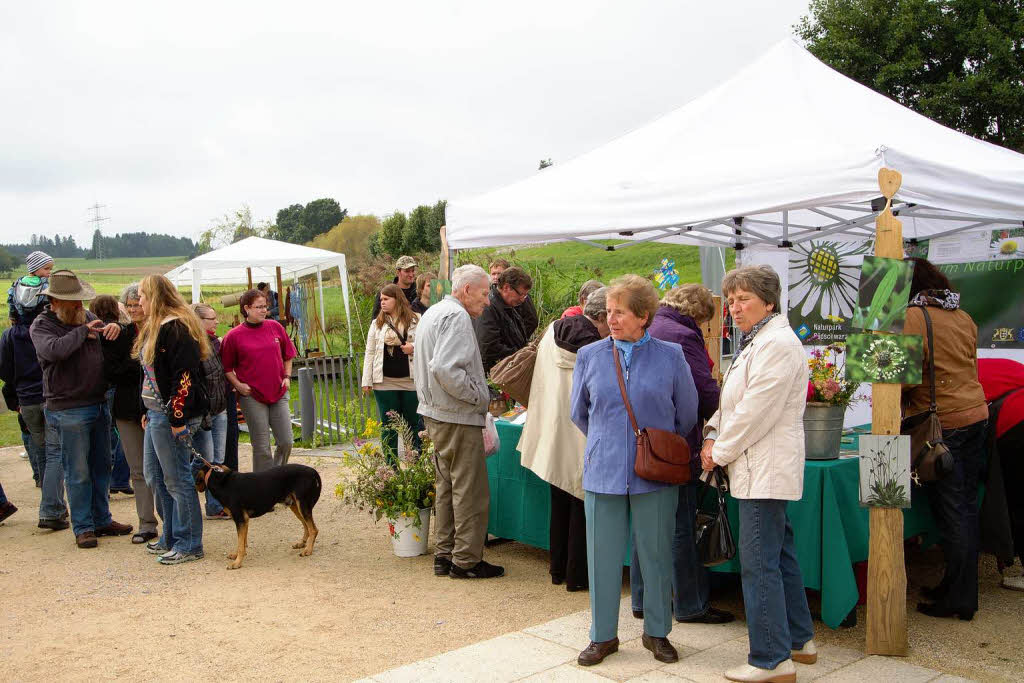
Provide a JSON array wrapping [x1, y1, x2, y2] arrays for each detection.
[[362, 283, 419, 464], [700, 266, 815, 683]]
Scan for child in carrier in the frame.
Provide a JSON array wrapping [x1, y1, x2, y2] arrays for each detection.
[[8, 251, 54, 325]]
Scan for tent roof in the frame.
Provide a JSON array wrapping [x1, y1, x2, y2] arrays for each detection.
[[165, 236, 347, 286], [446, 39, 1024, 250]]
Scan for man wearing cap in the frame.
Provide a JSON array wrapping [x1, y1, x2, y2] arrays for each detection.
[[29, 270, 133, 548], [371, 255, 418, 318]]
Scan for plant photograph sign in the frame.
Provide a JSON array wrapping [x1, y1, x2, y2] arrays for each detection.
[[851, 256, 916, 333], [859, 435, 911, 508], [845, 333, 923, 384]]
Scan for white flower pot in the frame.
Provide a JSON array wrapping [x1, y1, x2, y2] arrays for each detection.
[[389, 508, 431, 557]]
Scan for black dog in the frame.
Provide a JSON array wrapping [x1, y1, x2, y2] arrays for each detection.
[[194, 463, 322, 569]]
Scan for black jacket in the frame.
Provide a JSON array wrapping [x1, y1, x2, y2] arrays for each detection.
[[553, 314, 601, 354], [474, 284, 528, 373], [371, 276, 418, 318], [102, 323, 144, 422], [151, 319, 209, 427], [0, 323, 44, 408]]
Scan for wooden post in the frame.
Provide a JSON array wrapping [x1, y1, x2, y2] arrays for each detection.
[[701, 295, 723, 384], [275, 266, 284, 314], [246, 267, 253, 291], [866, 168, 909, 656], [439, 225, 451, 280]]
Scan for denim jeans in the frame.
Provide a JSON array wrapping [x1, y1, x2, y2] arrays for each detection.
[[46, 403, 113, 535], [106, 389, 131, 490], [143, 410, 203, 555], [631, 481, 710, 620], [923, 420, 986, 614], [39, 410, 67, 521], [193, 411, 227, 515], [21, 403, 46, 486], [738, 499, 814, 670]]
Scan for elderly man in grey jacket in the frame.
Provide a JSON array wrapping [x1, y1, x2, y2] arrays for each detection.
[[414, 264, 504, 579]]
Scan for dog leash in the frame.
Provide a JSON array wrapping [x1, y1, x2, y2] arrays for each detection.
[[143, 366, 210, 468]]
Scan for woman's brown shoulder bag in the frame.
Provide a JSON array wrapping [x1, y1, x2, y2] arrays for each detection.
[[900, 307, 953, 482], [612, 344, 691, 484]]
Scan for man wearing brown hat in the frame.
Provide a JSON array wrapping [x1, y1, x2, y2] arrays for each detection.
[[371, 255, 418, 318], [29, 270, 133, 548]]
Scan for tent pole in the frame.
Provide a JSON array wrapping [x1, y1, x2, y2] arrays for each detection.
[[866, 168, 909, 657], [191, 268, 201, 304], [316, 266, 326, 340], [246, 268, 253, 290], [439, 225, 452, 279], [339, 257, 354, 356], [275, 267, 284, 309]]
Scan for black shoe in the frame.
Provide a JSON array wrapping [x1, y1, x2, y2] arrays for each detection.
[[110, 486, 135, 495], [433, 555, 453, 576], [577, 638, 619, 666], [449, 560, 505, 579], [0, 502, 17, 524], [38, 517, 70, 531], [916, 601, 974, 621], [641, 633, 678, 663], [676, 607, 736, 624], [566, 583, 588, 592], [551, 574, 565, 586], [632, 609, 644, 619]]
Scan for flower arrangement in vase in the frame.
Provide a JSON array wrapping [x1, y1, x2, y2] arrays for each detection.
[[806, 344, 862, 407], [336, 413, 436, 541]]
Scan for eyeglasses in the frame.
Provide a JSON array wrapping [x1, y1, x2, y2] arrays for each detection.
[[202, 316, 218, 321], [249, 305, 268, 310]]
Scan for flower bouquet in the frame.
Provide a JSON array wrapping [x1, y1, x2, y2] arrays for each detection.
[[486, 377, 514, 416], [806, 344, 861, 407], [336, 413, 436, 544]]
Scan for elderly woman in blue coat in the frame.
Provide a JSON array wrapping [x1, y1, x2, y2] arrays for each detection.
[[571, 275, 698, 668]]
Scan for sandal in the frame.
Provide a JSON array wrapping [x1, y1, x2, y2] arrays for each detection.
[[133, 531, 158, 544]]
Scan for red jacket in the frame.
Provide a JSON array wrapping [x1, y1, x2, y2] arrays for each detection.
[[977, 358, 1024, 439]]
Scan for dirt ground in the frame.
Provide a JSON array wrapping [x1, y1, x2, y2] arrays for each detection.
[[1, 444, 1022, 682]]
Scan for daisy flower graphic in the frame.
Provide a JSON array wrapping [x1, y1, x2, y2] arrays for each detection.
[[788, 240, 870, 319]]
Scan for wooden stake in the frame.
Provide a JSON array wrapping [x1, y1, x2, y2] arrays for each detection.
[[439, 225, 451, 280], [866, 167, 908, 656], [701, 295, 723, 384], [275, 266, 284, 317], [246, 267, 253, 291]]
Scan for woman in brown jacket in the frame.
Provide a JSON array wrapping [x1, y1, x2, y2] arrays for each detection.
[[902, 258, 988, 621]]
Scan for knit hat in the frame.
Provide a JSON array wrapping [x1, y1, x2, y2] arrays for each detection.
[[25, 251, 53, 274]]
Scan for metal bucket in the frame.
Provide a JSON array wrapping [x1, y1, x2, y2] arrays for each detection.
[[803, 402, 844, 460]]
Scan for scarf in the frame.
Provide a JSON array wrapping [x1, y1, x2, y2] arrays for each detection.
[[613, 330, 651, 371], [909, 289, 960, 310], [738, 312, 779, 352]]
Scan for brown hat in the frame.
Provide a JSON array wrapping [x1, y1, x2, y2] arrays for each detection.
[[40, 270, 96, 301]]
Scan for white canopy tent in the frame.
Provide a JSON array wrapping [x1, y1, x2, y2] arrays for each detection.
[[165, 236, 353, 353], [446, 39, 1024, 251]]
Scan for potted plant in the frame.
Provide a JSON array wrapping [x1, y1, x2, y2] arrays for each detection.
[[336, 413, 436, 557], [486, 379, 514, 417], [804, 344, 862, 460]]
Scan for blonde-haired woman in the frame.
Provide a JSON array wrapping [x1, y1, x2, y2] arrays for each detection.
[[135, 274, 211, 565], [362, 283, 420, 463]]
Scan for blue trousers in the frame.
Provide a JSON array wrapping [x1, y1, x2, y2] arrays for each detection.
[[586, 487, 677, 642], [46, 403, 113, 535], [631, 481, 710, 620], [738, 499, 814, 669], [144, 410, 203, 555], [193, 410, 227, 515], [106, 389, 131, 490]]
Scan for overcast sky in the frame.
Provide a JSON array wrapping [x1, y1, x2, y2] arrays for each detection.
[[0, 1, 810, 247]]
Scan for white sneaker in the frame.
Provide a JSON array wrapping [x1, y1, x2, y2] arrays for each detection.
[[1002, 575, 1024, 592], [19, 451, 28, 460], [792, 639, 817, 664], [725, 659, 796, 682]]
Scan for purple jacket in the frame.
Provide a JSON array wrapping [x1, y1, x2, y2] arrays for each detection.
[[648, 307, 720, 457], [570, 336, 698, 495]]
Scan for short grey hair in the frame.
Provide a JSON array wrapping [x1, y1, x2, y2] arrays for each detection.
[[578, 279, 604, 307], [451, 264, 488, 293], [120, 282, 140, 304], [721, 265, 781, 312], [582, 286, 608, 320]]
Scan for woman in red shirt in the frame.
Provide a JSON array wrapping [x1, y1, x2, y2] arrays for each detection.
[[220, 289, 297, 472]]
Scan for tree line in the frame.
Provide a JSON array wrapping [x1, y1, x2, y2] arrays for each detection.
[[2, 232, 197, 261]]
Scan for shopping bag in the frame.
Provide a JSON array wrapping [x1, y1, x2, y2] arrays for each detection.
[[483, 413, 500, 457], [695, 467, 736, 567]]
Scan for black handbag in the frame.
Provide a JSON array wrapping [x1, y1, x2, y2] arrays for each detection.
[[900, 307, 953, 482], [695, 467, 736, 567]]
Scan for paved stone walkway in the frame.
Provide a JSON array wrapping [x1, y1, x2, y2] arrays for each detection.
[[356, 597, 972, 683]]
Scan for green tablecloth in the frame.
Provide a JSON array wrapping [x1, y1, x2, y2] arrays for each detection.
[[487, 419, 941, 629]]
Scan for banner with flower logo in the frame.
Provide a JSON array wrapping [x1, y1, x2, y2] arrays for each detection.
[[788, 239, 871, 345]]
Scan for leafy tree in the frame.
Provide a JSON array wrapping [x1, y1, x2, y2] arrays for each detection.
[[796, 0, 1024, 152], [378, 212, 407, 258], [274, 204, 305, 242], [300, 198, 347, 243], [308, 215, 382, 261], [197, 204, 270, 253], [402, 205, 434, 253], [88, 229, 105, 259], [0, 247, 19, 276]]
